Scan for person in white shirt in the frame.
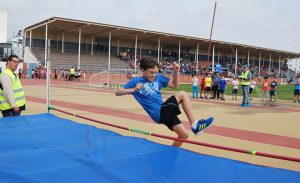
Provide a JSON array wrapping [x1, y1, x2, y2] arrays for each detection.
[[249, 78, 256, 100], [232, 77, 239, 100], [191, 74, 199, 98]]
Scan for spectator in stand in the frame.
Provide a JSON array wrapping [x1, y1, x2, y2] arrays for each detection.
[[18, 68, 22, 79], [249, 78, 256, 100], [31, 69, 35, 79], [261, 76, 270, 104], [191, 74, 199, 98], [83, 70, 86, 81], [204, 72, 212, 99], [219, 74, 227, 100], [54, 69, 58, 80], [232, 77, 239, 100], [269, 77, 278, 102], [69, 66, 75, 81], [294, 75, 300, 103]]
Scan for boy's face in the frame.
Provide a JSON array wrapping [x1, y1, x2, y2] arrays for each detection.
[[142, 66, 159, 82]]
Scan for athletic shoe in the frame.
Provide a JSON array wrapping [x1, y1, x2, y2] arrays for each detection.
[[191, 117, 214, 135]]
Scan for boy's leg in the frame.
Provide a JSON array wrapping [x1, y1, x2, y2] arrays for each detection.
[[172, 124, 189, 147], [174, 91, 196, 125]]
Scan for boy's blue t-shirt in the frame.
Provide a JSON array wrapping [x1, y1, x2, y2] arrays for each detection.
[[219, 79, 227, 90], [123, 74, 170, 123], [294, 79, 300, 90]]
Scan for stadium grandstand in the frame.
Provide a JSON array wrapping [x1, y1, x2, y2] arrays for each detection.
[[22, 17, 300, 82]]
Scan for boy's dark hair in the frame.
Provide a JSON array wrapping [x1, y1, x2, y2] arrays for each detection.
[[140, 57, 159, 70], [264, 76, 268, 80], [7, 55, 19, 62]]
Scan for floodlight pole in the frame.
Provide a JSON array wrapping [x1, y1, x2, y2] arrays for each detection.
[[207, 1, 217, 66]]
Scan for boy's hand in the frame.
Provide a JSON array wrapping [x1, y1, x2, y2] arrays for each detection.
[[134, 83, 143, 92]]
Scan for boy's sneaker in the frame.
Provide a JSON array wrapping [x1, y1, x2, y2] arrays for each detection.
[[191, 117, 214, 135]]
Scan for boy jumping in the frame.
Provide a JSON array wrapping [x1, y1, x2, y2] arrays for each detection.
[[115, 57, 214, 147]]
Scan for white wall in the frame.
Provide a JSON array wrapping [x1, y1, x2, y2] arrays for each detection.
[[0, 11, 8, 43]]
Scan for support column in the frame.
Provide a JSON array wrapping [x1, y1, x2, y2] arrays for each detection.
[[196, 43, 199, 69], [178, 41, 181, 64], [134, 35, 137, 72], [91, 36, 93, 55], [23, 31, 27, 48], [56, 35, 59, 50], [269, 53, 272, 73], [157, 38, 160, 63], [29, 30, 32, 48], [259, 52, 261, 76], [140, 43, 142, 57], [278, 55, 281, 77], [212, 45, 215, 72], [62, 33, 64, 53], [117, 40, 119, 56], [234, 48, 238, 75], [247, 50, 250, 67], [78, 28, 81, 69], [108, 32, 111, 70]]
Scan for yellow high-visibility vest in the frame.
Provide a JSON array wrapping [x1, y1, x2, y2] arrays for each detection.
[[70, 68, 75, 75], [0, 69, 26, 110], [240, 71, 250, 86]]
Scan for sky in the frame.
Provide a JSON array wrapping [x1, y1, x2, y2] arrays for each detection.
[[1, 0, 300, 53]]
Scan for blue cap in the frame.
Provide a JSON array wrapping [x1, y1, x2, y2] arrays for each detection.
[[242, 65, 248, 69]]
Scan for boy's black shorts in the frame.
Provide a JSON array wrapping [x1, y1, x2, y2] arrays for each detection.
[[159, 95, 182, 130]]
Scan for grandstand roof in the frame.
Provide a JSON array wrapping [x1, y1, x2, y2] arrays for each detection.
[[24, 17, 300, 59]]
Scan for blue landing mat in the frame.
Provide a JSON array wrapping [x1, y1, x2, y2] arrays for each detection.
[[0, 113, 299, 183]]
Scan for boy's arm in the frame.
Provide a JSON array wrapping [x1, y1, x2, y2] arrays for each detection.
[[168, 63, 180, 88], [115, 83, 143, 96]]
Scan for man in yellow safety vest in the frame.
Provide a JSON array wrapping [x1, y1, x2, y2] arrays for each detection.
[[239, 65, 251, 107], [0, 55, 26, 117]]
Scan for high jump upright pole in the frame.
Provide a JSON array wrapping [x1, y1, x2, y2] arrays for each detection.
[[44, 24, 50, 113], [46, 38, 51, 113], [207, 1, 217, 70]]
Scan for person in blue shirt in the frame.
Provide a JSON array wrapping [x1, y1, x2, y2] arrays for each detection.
[[293, 75, 300, 103], [219, 74, 227, 100], [116, 57, 214, 147], [212, 72, 221, 99]]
